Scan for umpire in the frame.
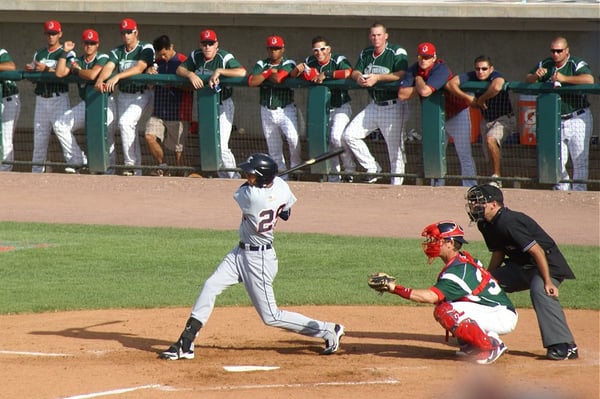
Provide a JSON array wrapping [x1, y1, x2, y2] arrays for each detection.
[[465, 184, 578, 360]]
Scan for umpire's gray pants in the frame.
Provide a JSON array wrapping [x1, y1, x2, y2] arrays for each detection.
[[491, 262, 575, 348]]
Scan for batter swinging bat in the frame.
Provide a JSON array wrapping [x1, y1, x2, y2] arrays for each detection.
[[278, 148, 345, 176]]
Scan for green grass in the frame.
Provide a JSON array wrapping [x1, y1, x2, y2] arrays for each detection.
[[0, 222, 598, 314]]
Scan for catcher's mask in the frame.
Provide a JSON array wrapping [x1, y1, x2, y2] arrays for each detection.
[[239, 153, 278, 187], [421, 221, 468, 263], [465, 184, 504, 222]]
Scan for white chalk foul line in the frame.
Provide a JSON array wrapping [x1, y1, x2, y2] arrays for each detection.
[[53, 379, 398, 398], [0, 350, 72, 357], [198, 378, 401, 391], [59, 384, 167, 399]]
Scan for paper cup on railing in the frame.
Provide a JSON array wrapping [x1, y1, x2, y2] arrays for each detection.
[[518, 95, 537, 145]]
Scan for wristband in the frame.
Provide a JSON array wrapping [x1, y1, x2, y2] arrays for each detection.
[[275, 69, 289, 81], [332, 70, 347, 79], [393, 284, 413, 300], [261, 69, 273, 79], [303, 67, 318, 81]]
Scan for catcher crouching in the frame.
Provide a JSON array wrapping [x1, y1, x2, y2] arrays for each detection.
[[368, 221, 518, 364]]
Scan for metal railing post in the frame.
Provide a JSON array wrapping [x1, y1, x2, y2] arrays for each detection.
[[421, 90, 446, 180], [306, 85, 331, 175], [84, 86, 109, 173], [536, 93, 561, 184]]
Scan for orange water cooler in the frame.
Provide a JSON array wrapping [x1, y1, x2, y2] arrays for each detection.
[[518, 95, 537, 145]]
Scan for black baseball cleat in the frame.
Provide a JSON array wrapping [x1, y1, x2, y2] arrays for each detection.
[[159, 340, 195, 360], [546, 343, 578, 360]]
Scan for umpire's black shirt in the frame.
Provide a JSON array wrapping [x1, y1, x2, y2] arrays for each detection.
[[477, 207, 576, 280]]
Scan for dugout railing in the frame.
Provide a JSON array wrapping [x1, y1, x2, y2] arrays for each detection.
[[1, 71, 599, 189]]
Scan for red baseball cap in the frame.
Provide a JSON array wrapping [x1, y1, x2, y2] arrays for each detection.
[[82, 29, 99, 43], [200, 29, 217, 42], [417, 42, 436, 57], [120, 18, 137, 32], [44, 20, 62, 34], [266, 35, 284, 48]]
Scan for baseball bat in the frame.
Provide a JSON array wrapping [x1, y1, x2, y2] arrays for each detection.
[[278, 148, 345, 176]]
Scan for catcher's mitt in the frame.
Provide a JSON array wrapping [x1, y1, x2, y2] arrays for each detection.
[[367, 272, 396, 293]]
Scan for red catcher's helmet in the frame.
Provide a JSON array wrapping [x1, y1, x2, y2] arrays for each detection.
[[421, 221, 468, 263]]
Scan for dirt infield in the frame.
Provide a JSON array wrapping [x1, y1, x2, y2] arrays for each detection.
[[1, 173, 598, 399]]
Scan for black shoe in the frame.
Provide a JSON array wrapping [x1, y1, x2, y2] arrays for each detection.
[[546, 343, 578, 360], [159, 340, 195, 360]]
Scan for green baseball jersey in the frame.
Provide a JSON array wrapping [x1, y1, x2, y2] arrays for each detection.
[[107, 41, 155, 93], [66, 52, 110, 100], [251, 57, 296, 108], [0, 48, 18, 97], [431, 251, 514, 310], [354, 43, 408, 102], [303, 53, 352, 108], [181, 48, 243, 101], [31, 46, 69, 96], [529, 55, 591, 114]]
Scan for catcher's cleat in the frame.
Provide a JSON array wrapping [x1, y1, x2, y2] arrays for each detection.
[[474, 338, 507, 365], [546, 343, 578, 360], [322, 324, 345, 355], [455, 343, 478, 357], [159, 341, 194, 360]]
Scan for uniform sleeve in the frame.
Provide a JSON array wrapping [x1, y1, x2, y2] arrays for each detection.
[[505, 216, 539, 253], [233, 184, 253, 213], [225, 53, 243, 69], [353, 49, 368, 73], [140, 43, 155, 65], [335, 55, 352, 71], [280, 59, 296, 73], [250, 60, 267, 76], [108, 48, 119, 65], [392, 47, 408, 72], [458, 71, 472, 84], [95, 53, 110, 68], [0, 48, 13, 63], [180, 50, 197, 71], [573, 58, 592, 75], [425, 62, 452, 91], [399, 64, 417, 87]]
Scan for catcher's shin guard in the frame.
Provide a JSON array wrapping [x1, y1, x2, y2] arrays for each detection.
[[433, 302, 494, 351]]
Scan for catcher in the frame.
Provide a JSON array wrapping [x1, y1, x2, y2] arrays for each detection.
[[368, 221, 518, 364]]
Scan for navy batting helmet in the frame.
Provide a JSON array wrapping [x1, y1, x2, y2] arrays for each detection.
[[239, 153, 278, 187]]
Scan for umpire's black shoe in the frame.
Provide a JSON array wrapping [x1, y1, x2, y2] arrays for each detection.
[[546, 343, 578, 360]]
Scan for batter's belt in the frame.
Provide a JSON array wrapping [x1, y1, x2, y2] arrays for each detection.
[[239, 242, 272, 251]]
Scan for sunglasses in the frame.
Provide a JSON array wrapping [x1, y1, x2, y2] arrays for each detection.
[[201, 41, 216, 47], [550, 49, 565, 54], [83, 41, 98, 46], [312, 46, 330, 53], [121, 30, 136, 35], [475, 67, 489, 71]]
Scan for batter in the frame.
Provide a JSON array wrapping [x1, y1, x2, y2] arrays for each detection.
[[160, 153, 344, 360]]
